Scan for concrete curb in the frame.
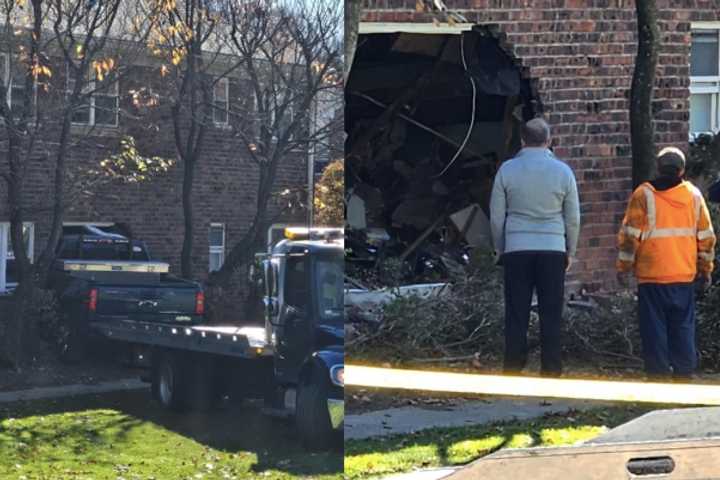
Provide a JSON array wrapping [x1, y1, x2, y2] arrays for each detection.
[[0, 378, 149, 404]]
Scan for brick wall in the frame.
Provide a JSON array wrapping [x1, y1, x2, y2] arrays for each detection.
[[362, 0, 720, 291], [0, 61, 307, 296]]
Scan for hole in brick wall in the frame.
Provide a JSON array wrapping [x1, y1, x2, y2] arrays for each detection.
[[346, 26, 541, 279]]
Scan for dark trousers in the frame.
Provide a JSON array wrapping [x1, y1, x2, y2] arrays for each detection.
[[638, 283, 697, 378], [502, 251, 566, 375]]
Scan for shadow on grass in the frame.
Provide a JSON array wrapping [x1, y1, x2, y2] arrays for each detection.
[[0, 389, 342, 478], [344, 406, 653, 479]]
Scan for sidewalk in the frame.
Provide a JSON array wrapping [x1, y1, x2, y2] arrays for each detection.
[[0, 378, 148, 404], [346, 397, 610, 441]]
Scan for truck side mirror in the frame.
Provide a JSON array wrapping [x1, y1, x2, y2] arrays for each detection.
[[284, 304, 306, 326]]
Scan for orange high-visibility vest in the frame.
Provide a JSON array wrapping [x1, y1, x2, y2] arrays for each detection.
[[617, 180, 716, 284]]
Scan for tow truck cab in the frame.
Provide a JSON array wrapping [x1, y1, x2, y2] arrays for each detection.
[[261, 227, 344, 446]]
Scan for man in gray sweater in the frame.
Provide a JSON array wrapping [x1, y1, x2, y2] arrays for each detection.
[[490, 118, 581, 376]]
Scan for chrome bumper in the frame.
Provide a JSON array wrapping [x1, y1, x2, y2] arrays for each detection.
[[328, 398, 344, 430]]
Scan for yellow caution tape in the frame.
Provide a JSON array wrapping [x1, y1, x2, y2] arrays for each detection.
[[345, 365, 720, 405]]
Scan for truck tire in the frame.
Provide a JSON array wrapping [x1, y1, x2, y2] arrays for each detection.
[[152, 351, 188, 412], [296, 370, 334, 450]]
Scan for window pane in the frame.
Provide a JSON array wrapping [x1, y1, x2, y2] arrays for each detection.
[[94, 95, 118, 126], [213, 101, 228, 124], [72, 98, 91, 124], [10, 84, 24, 112], [209, 225, 224, 247], [214, 80, 227, 101], [691, 32, 719, 76], [209, 252, 223, 272], [690, 93, 713, 133], [7, 225, 32, 259]]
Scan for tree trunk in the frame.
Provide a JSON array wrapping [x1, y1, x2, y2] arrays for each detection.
[[4, 134, 35, 369], [180, 155, 195, 279], [630, 0, 660, 188], [344, 0, 362, 84]]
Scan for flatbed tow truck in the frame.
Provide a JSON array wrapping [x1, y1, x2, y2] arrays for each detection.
[[64, 227, 343, 448]]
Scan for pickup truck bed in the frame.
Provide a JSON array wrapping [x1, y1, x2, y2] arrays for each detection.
[[89, 318, 272, 359]]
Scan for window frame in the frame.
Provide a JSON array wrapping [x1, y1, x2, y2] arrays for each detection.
[[0, 222, 35, 293], [212, 77, 229, 126], [270, 90, 296, 142], [209, 223, 226, 272], [690, 23, 720, 138], [66, 63, 120, 128], [0, 52, 38, 120]]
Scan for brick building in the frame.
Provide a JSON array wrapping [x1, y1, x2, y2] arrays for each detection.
[[0, 54, 318, 295], [351, 0, 720, 291]]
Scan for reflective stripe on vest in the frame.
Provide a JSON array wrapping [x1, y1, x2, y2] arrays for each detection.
[[641, 186, 656, 241], [699, 229, 715, 241], [622, 225, 642, 239], [645, 228, 697, 239]]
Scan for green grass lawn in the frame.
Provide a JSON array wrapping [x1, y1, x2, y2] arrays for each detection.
[[0, 390, 342, 480], [344, 406, 653, 479]]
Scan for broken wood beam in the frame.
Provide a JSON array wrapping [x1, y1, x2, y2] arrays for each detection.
[[399, 213, 447, 263]]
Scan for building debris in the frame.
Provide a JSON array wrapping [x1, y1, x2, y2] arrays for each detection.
[[345, 282, 450, 324], [345, 26, 540, 291]]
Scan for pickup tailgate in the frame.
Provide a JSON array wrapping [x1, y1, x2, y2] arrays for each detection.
[[96, 284, 200, 323]]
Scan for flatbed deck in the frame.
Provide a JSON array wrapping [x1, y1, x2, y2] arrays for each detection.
[[89, 319, 273, 359]]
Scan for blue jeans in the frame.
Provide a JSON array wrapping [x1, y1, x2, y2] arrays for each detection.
[[638, 283, 697, 378]]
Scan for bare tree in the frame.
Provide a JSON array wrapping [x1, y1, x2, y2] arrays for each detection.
[[630, 0, 660, 187], [0, 0, 158, 367], [142, 0, 249, 279], [208, 0, 343, 286]]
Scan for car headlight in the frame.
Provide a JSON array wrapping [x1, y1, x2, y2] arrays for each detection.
[[330, 365, 344, 387]]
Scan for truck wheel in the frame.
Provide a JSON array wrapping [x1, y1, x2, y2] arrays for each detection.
[[152, 351, 188, 412], [296, 370, 334, 450]]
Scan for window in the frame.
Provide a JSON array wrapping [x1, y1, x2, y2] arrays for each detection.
[[271, 92, 295, 141], [67, 64, 119, 127], [690, 26, 720, 136], [284, 255, 308, 310], [213, 78, 229, 125], [0, 222, 34, 293], [0, 53, 37, 118], [209, 223, 225, 272]]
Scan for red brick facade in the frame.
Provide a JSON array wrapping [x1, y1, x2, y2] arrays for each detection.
[[361, 0, 720, 291]]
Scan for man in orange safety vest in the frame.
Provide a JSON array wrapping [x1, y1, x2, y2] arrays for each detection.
[[617, 147, 716, 380]]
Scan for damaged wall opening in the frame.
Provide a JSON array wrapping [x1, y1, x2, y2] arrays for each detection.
[[346, 26, 542, 283]]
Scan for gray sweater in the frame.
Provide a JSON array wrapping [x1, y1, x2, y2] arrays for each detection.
[[490, 147, 581, 256]]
